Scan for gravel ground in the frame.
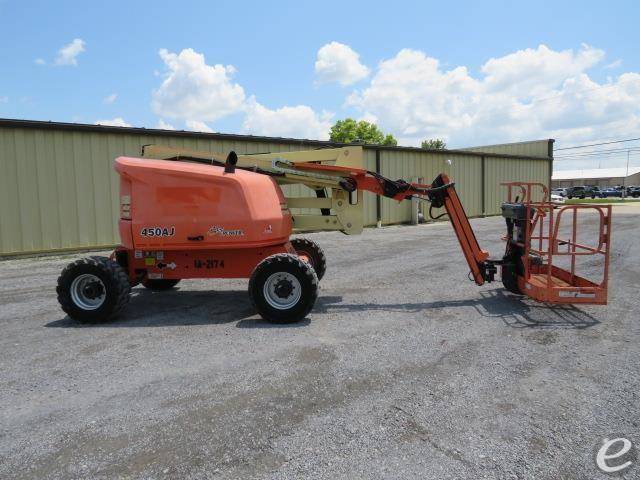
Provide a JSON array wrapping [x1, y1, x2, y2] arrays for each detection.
[[1, 205, 638, 479]]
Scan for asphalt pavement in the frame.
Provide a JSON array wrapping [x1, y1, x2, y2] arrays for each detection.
[[1, 205, 638, 479]]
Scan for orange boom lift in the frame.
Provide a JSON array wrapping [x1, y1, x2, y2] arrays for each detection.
[[56, 146, 611, 323]]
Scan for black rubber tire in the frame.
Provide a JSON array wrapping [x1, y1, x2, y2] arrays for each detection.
[[142, 278, 181, 291], [57, 256, 131, 323], [567, 195, 573, 199], [501, 263, 524, 295], [290, 238, 327, 281], [501, 247, 525, 295], [249, 254, 318, 323]]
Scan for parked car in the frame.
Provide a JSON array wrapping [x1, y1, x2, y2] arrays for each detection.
[[551, 188, 567, 197], [566, 185, 600, 199], [550, 193, 565, 203], [627, 186, 640, 198], [599, 187, 624, 198]]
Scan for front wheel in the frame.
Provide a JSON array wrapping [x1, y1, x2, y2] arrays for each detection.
[[249, 254, 318, 323], [290, 238, 326, 280], [57, 256, 131, 322]]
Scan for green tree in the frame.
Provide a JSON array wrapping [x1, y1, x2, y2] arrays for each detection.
[[421, 138, 447, 150], [329, 118, 397, 146]]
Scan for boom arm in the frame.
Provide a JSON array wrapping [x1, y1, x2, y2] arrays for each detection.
[[425, 174, 491, 285], [294, 162, 492, 285]]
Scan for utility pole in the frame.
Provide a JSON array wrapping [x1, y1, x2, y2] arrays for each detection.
[[627, 150, 630, 177], [623, 150, 630, 197]]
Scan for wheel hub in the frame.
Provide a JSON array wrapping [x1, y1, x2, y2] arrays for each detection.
[[70, 274, 106, 310], [274, 278, 294, 298], [263, 272, 302, 310], [83, 280, 104, 299]]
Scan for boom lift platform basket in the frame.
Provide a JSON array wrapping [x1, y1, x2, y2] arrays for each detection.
[[499, 182, 611, 304]]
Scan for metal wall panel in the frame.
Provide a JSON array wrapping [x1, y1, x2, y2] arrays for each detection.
[[484, 156, 551, 215], [0, 128, 21, 253], [362, 148, 378, 226], [380, 150, 483, 224], [380, 149, 414, 224], [0, 124, 551, 255], [462, 139, 551, 158]]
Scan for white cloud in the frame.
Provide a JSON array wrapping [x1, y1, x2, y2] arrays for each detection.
[[481, 44, 604, 96], [103, 93, 117, 104], [34, 58, 46, 66], [54, 38, 86, 66], [95, 117, 131, 127], [242, 98, 333, 139], [315, 42, 370, 86], [150, 47, 333, 140], [347, 44, 640, 150], [156, 119, 175, 130], [185, 120, 214, 133], [152, 48, 245, 122], [358, 112, 378, 124], [605, 59, 622, 69]]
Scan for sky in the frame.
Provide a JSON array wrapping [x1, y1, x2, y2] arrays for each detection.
[[1, 0, 639, 171]]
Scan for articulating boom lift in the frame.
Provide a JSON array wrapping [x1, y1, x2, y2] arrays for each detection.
[[56, 146, 611, 323]]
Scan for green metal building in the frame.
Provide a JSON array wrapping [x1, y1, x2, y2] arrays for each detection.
[[0, 119, 553, 256]]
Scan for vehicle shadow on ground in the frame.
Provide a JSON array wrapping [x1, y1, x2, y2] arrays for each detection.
[[314, 288, 600, 330], [45, 288, 310, 329], [46, 287, 598, 330]]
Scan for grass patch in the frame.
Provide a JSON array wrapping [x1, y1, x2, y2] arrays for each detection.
[[564, 198, 640, 204]]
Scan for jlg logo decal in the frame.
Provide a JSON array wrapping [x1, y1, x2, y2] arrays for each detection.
[[207, 226, 244, 237], [140, 226, 175, 237]]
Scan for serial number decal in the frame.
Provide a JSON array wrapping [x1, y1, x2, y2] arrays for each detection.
[[140, 226, 175, 237], [559, 291, 596, 298], [193, 259, 225, 269]]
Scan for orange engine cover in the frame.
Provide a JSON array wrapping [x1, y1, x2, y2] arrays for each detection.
[[114, 157, 292, 250]]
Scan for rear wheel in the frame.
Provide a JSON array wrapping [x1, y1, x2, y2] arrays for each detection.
[[57, 256, 131, 322], [249, 254, 318, 323], [290, 238, 326, 280], [142, 278, 180, 291]]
